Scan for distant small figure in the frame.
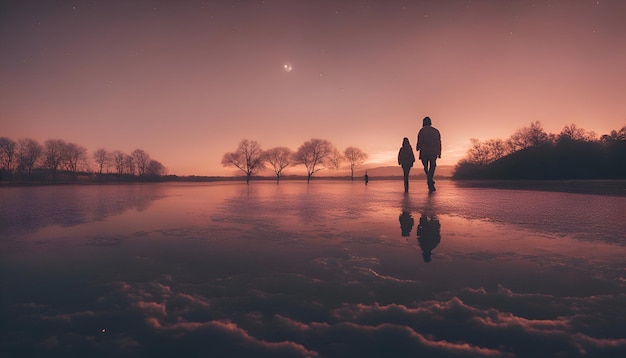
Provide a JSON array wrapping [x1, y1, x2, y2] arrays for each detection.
[[416, 214, 441, 263], [364, 171, 369, 185], [398, 137, 416, 193], [416, 116, 442, 193], [399, 210, 414, 237]]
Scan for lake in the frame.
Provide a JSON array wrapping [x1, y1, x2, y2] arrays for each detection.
[[1, 180, 625, 357]]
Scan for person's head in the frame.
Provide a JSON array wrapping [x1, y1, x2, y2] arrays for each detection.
[[402, 137, 411, 147], [422, 116, 432, 127]]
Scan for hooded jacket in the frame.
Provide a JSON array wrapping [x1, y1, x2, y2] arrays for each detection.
[[398, 143, 415, 168]]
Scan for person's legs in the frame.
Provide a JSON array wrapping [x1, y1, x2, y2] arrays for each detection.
[[403, 166, 410, 192], [421, 159, 431, 190], [420, 158, 439, 192], [427, 158, 437, 191]]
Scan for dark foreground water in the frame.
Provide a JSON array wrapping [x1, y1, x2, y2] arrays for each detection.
[[1, 180, 625, 357]]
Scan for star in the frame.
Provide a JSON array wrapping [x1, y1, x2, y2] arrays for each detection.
[[283, 63, 293, 72]]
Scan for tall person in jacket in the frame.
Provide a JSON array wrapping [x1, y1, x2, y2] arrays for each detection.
[[416, 116, 442, 193]]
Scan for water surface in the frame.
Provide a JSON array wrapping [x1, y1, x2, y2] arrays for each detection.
[[1, 181, 625, 357]]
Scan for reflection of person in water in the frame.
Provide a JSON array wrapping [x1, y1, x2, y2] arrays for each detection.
[[399, 210, 414, 237], [416, 214, 441, 262]]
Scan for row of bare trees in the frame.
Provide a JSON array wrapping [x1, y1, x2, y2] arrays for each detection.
[[94, 148, 166, 178], [0, 136, 166, 181], [221, 139, 368, 183], [461, 122, 625, 166]]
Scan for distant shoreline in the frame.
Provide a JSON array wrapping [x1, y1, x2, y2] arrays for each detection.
[[454, 179, 626, 197], [2, 177, 624, 197], [0, 174, 445, 186]]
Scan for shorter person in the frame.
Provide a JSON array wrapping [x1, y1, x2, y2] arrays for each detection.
[[398, 137, 416, 193]]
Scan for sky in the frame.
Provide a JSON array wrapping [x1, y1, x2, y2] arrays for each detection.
[[1, 0, 625, 176]]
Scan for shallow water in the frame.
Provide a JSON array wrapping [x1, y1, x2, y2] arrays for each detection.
[[1, 180, 625, 357]]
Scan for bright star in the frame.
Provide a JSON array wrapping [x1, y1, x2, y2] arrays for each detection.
[[283, 63, 293, 72]]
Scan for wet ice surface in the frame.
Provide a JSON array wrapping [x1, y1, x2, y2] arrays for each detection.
[[1, 180, 625, 357]]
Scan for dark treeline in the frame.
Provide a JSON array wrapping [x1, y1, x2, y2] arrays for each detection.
[[0, 136, 167, 183], [453, 122, 626, 180]]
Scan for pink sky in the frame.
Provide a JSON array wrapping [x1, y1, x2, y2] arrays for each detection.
[[1, 0, 625, 176]]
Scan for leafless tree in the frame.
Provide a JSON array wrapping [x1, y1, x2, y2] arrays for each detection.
[[294, 138, 336, 183], [601, 125, 626, 143], [43, 139, 66, 173], [327, 147, 343, 170], [16, 138, 43, 176], [558, 124, 596, 142], [62, 142, 88, 174], [263, 146, 293, 183], [132, 149, 151, 177], [507, 121, 550, 152], [124, 154, 135, 175], [466, 138, 490, 165], [485, 139, 509, 162], [93, 148, 110, 174], [0, 136, 16, 174], [147, 159, 167, 177], [343, 146, 368, 181], [221, 139, 264, 184], [466, 138, 510, 166], [111, 150, 126, 176]]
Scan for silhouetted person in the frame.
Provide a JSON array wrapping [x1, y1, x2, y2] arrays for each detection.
[[416, 214, 441, 263], [399, 210, 414, 237], [416, 116, 442, 193], [398, 137, 416, 193], [364, 171, 369, 185]]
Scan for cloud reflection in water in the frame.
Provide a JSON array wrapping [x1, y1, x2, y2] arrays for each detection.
[[1, 181, 625, 357]]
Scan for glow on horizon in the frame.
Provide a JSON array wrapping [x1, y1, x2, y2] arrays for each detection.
[[1, 0, 625, 176]]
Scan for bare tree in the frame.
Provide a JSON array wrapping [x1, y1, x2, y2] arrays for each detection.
[[263, 146, 293, 183], [485, 139, 509, 162], [616, 125, 626, 140], [601, 125, 626, 143], [0, 136, 16, 175], [221, 139, 264, 184], [124, 154, 135, 175], [111, 150, 126, 176], [558, 124, 596, 142], [343, 146, 368, 181], [327, 147, 343, 171], [132, 149, 151, 177], [507, 121, 550, 152], [43, 139, 66, 173], [93, 148, 110, 175], [294, 138, 336, 183], [147, 159, 167, 177], [16, 138, 42, 176], [465, 138, 510, 166], [61, 142, 88, 174], [466, 138, 490, 165]]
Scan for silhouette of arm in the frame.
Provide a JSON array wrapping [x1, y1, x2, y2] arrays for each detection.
[[437, 130, 442, 158], [416, 130, 422, 152]]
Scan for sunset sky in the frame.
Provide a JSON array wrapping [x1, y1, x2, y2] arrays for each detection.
[[1, 0, 625, 176]]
